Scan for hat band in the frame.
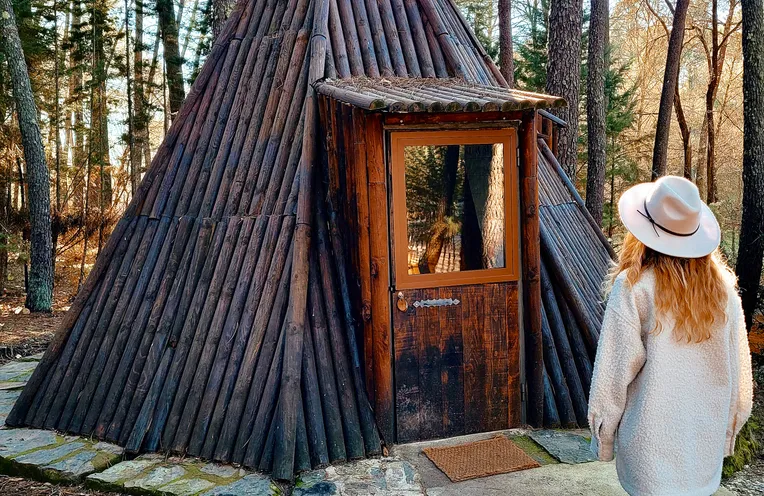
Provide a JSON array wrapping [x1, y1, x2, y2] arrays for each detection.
[[637, 200, 700, 238]]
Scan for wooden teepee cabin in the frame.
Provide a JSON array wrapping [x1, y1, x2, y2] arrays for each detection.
[[7, 0, 612, 480]]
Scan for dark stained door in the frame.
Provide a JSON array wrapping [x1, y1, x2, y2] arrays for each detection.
[[393, 284, 521, 442], [388, 129, 522, 443]]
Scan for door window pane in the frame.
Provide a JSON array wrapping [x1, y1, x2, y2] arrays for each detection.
[[404, 143, 505, 275]]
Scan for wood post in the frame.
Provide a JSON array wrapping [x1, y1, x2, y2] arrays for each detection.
[[519, 110, 544, 427]]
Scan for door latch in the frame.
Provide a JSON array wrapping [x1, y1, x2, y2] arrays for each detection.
[[396, 292, 408, 312]]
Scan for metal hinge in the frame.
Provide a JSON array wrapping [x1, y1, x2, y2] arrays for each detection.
[[520, 382, 528, 403], [517, 147, 520, 167]]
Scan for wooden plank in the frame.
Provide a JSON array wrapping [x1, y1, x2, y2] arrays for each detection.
[[365, 113, 393, 444], [349, 107, 375, 407], [393, 288, 422, 443], [506, 284, 521, 426], [486, 283, 509, 432], [383, 111, 524, 126], [417, 288, 442, 440], [461, 285, 488, 434], [437, 286, 464, 438]]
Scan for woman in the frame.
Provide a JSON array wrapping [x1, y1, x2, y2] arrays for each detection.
[[588, 176, 753, 496]]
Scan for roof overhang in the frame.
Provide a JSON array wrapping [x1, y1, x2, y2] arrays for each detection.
[[315, 77, 566, 113]]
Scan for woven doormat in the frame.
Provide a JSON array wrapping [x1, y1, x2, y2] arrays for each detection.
[[422, 435, 540, 482]]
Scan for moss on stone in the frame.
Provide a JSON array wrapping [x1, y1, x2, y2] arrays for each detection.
[[507, 435, 559, 465]]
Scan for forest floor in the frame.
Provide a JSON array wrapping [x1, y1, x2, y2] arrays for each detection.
[[0, 475, 123, 496]]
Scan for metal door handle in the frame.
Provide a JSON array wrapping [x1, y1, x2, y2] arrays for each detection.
[[396, 292, 408, 312]]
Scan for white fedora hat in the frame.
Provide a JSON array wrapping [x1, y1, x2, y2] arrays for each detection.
[[618, 176, 721, 258]]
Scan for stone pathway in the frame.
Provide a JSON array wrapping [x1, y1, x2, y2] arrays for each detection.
[[0, 357, 741, 496], [527, 429, 597, 464], [0, 358, 425, 495]]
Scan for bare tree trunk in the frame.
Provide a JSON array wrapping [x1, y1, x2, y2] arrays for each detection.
[[70, 1, 86, 213], [78, 155, 90, 291], [673, 80, 692, 179], [125, 0, 136, 196], [156, 0, 185, 118], [132, 0, 146, 190], [607, 136, 615, 238], [736, 0, 764, 331], [696, 115, 708, 190], [0, 0, 53, 311], [651, 0, 690, 180], [52, 0, 62, 284], [481, 144, 505, 268], [546, 0, 583, 178], [143, 34, 160, 168], [211, 0, 236, 41], [0, 170, 8, 295], [91, 0, 112, 211], [181, 0, 200, 61], [585, 0, 607, 226], [498, 0, 514, 87], [418, 146, 459, 274], [463, 144, 505, 268], [705, 0, 720, 203]]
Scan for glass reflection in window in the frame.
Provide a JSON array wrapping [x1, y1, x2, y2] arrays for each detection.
[[404, 143, 505, 275]]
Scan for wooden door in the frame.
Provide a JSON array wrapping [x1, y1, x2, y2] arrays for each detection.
[[393, 284, 521, 442], [389, 129, 522, 443]]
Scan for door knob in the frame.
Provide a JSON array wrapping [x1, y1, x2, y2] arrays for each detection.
[[396, 292, 408, 312]]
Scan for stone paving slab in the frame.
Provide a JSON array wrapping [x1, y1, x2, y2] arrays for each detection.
[[0, 390, 23, 427], [0, 428, 124, 482], [0, 360, 39, 382], [293, 459, 423, 496], [87, 455, 424, 496], [528, 430, 597, 464], [19, 352, 45, 362], [87, 455, 275, 496]]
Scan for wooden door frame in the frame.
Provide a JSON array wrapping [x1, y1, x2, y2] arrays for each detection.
[[388, 128, 520, 290], [366, 110, 541, 444]]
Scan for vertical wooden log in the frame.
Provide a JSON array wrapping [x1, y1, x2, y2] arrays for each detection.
[[225, 240, 294, 464], [348, 108, 374, 398], [402, 0, 435, 77], [307, 259, 346, 463], [320, 201, 382, 455], [272, 88, 317, 481], [552, 279, 593, 392], [389, 0, 421, 76], [519, 110, 543, 427], [364, 0, 394, 76], [301, 313, 330, 467], [540, 300, 576, 427], [366, 112, 393, 444], [542, 367, 561, 428], [375, 0, 407, 76]]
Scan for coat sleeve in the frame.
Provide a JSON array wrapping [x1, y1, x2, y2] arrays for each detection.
[[725, 295, 754, 457], [588, 275, 646, 462]]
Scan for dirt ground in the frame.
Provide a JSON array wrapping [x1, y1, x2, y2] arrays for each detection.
[[0, 476, 124, 496], [0, 261, 77, 365]]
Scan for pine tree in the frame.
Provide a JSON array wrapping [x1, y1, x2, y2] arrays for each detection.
[[157, 0, 184, 118], [651, 0, 690, 179], [0, 0, 53, 311], [736, 0, 764, 330], [546, 0, 583, 177], [584, 0, 608, 225], [602, 57, 637, 238], [514, 0, 548, 92]]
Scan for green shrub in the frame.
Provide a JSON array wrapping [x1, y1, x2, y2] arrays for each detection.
[[723, 413, 762, 478]]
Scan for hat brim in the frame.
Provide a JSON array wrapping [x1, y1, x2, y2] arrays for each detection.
[[618, 182, 721, 259]]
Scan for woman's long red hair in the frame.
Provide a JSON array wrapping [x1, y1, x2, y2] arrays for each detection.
[[606, 232, 735, 343]]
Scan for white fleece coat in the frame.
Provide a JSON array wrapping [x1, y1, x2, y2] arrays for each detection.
[[588, 270, 753, 496]]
